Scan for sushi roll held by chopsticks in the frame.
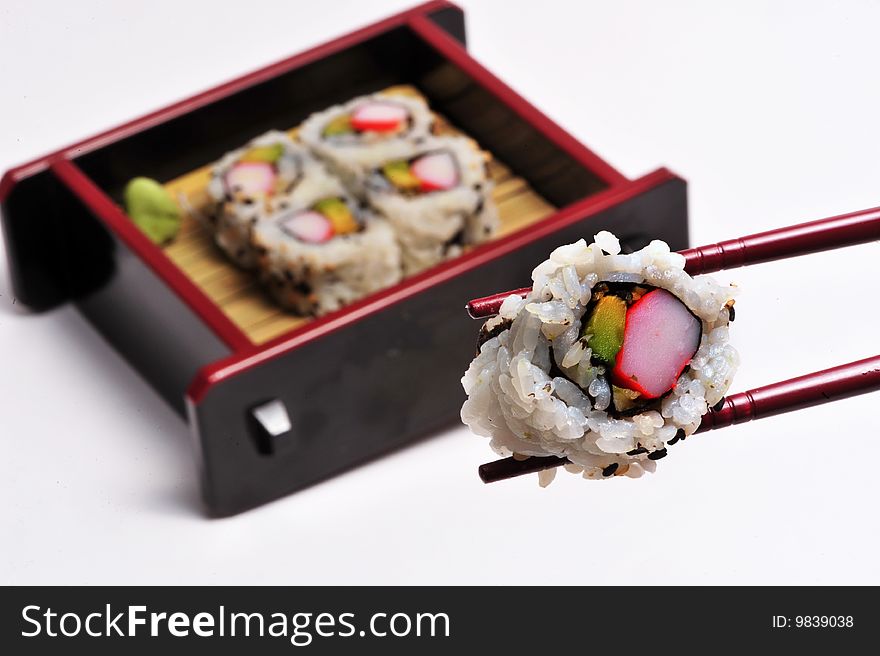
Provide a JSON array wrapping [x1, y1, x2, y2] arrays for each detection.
[[461, 232, 738, 484]]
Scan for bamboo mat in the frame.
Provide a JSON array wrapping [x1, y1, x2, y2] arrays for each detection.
[[161, 86, 557, 345]]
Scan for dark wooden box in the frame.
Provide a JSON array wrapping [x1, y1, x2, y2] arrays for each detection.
[[0, 1, 688, 515]]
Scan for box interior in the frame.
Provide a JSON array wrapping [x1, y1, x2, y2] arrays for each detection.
[[161, 85, 558, 343], [72, 25, 615, 345]]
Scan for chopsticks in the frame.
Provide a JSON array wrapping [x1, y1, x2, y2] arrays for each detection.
[[467, 205, 880, 319], [478, 354, 880, 483], [466, 205, 880, 483]]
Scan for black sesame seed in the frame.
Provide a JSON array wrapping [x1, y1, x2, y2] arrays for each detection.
[[647, 448, 667, 461], [626, 446, 648, 456], [602, 463, 619, 477], [242, 198, 254, 205], [477, 318, 513, 349], [600, 249, 610, 256], [712, 398, 726, 412], [728, 305, 736, 322], [668, 428, 685, 446], [443, 228, 466, 253]]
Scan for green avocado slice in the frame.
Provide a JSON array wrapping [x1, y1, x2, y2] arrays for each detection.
[[583, 295, 627, 365], [382, 159, 421, 191], [322, 114, 354, 137], [239, 143, 284, 163], [123, 177, 182, 245], [313, 197, 358, 234]]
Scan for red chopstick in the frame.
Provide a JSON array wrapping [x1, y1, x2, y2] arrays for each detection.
[[467, 205, 880, 319], [478, 354, 880, 483]]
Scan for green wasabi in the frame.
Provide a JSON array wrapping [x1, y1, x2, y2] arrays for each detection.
[[123, 177, 182, 245]]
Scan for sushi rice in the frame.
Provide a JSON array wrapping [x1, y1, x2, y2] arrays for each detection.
[[206, 131, 327, 268], [200, 93, 500, 319], [251, 174, 401, 316], [299, 92, 435, 195], [365, 136, 498, 275]]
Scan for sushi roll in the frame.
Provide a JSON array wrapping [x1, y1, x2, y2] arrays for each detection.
[[299, 92, 435, 195], [251, 174, 402, 317], [206, 130, 324, 268], [365, 136, 498, 275], [460, 232, 739, 483]]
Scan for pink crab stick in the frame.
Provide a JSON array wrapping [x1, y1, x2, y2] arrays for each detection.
[[224, 161, 276, 196], [611, 289, 702, 399], [411, 152, 458, 192], [280, 211, 334, 244], [351, 102, 408, 132]]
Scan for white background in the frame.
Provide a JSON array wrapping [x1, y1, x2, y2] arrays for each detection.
[[2, 0, 879, 585]]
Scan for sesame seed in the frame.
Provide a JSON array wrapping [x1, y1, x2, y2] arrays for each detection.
[[647, 448, 667, 461]]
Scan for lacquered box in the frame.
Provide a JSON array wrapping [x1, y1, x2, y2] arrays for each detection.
[[0, 1, 688, 515]]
